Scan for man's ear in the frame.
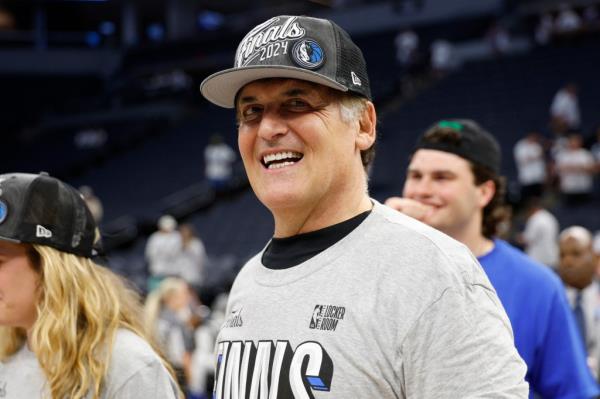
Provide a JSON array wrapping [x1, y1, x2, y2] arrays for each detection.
[[356, 101, 376, 151], [477, 179, 496, 208]]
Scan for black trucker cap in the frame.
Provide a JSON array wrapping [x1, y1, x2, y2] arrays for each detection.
[[0, 172, 97, 257], [414, 119, 501, 174], [200, 15, 371, 108]]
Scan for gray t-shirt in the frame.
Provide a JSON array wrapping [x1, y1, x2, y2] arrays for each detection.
[[214, 201, 528, 398], [0, 329, 179, 398]]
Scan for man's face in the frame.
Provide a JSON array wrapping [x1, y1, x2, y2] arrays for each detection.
[[402, 149, 492, 238], [559, 237, 596, 289], [236, 79, 366, 221], [0, 241, 39, 330]]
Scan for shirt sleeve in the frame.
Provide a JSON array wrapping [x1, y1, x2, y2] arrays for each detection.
[[529, 285, 600, 398], [112, 360, 180, 399], [400, 285, 529, 398]]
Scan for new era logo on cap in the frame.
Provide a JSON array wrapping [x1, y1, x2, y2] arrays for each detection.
[[36, 225, 52, 238]]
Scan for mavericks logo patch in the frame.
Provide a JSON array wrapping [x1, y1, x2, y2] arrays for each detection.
[[291, 39, 325, 70]]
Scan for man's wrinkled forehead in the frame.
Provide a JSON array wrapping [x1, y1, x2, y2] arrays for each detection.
[[235, 78, 331, 108]]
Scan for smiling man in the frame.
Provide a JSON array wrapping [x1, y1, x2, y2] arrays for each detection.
[[386, 119, 599, 398], [201, 16, 527, 398]]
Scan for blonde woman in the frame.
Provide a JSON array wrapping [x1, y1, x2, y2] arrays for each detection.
[[0, 172, 181, 399], [144, 277, 196, 394]]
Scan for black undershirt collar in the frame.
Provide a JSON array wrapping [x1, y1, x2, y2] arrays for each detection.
[[262, 210, 371, 269]]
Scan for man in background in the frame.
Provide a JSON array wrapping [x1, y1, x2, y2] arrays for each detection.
[[558, 226, 600, 379], [145, 214, 181, 291], [386, 118, 599, 397], [518, 196, 559, 269], [513, 131, 547, 202]]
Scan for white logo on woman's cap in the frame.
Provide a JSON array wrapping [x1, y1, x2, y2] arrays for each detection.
[[36, 225, 52, 238]]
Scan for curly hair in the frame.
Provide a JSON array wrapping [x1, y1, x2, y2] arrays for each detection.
[[470, 163, 509, 239], [0, 245, 182, 399]]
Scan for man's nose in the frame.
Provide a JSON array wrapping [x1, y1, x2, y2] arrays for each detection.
[[409, 177, 434, 199], [257, 110, 288, 141]]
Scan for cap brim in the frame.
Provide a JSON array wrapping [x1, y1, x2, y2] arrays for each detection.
[[200, 65, 348, 109], [0, 234, 21, 244]]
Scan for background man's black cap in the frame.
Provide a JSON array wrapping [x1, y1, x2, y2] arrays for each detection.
[[0, 172, 97, 257], [414, 119, 501, 174], [200, 15, 371, 108]]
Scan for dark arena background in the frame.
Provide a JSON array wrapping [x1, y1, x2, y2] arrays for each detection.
[[1, 0, 599, 397]]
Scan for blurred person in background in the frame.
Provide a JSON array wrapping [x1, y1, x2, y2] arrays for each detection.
[[553, 133, 596, 206], [395, 27, 426, 93], [395, 27, 419, 72], [79, 185, 104, 224], [188, 293, 229, 399], [386, 119, 599, 398], [204, 133, 236, 190], [513, 131, 548, 203], [555, 5, 583, 34], [535, 12, 554, 45], [550, 83, 580, 134], [518, 196, 559, 269], [558, 226, 600, 380], [174, 224, 207, 292], [145, 277, 197, 397], [0, 172, 180, 398], [145, 214, 181, 292], [430, 39, 458, 78]]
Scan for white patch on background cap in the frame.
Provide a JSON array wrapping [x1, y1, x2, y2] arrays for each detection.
[[291, 39, 325, 70], [351, 71, 362, 86], [36, 225, 52, 238], [0, 200, 7, 224]]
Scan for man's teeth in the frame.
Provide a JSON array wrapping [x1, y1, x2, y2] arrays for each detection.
[[263, 151, 302, 169], [268, 161, 296, 169]]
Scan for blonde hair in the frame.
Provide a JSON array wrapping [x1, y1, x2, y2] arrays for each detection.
[[143, 277, 189, 341], [0, 245, 182, 399]]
